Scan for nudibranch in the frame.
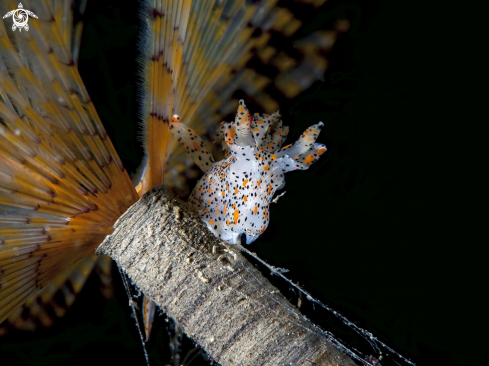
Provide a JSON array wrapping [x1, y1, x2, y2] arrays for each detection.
[[170, 100, 326, 244]]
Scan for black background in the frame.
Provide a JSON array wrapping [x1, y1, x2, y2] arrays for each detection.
[[1, 0, 487, 365]]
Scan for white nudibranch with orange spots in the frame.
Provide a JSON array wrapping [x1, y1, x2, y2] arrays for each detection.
[[170, 100, 326, 245]]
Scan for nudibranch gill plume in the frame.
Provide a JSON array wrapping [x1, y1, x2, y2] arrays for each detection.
[[170, 100, 326, 245]]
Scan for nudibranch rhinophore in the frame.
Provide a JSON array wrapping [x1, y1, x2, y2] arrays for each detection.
[[170, 100, 326, 245]]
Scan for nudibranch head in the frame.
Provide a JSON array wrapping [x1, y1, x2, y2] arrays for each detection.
[[171, 100, 326, 244]]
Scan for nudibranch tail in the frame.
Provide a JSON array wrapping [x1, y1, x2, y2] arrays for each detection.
[[171, 100, 326, 245], [170, 115, 215, 172]]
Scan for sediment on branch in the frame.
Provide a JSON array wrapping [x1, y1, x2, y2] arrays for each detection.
[[97, 185, 355, 366]]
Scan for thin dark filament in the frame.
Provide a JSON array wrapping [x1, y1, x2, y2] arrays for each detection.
[[238, 245, 417, 366], [118, 264, 151, 366]]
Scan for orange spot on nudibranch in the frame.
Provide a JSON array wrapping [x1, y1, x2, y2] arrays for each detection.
[[233, 210, 239, 224], [228, 126, 235, 140], [193, 141, 201, 151], [271, 154, 276, 160], [263, 165, 269, 171], [260, 226, 266, 233], [243, 179, 248, 186], [305, 155, 312, 164], [267, 184, 273, 195], [244, 196, 247, 202], [209, 219, 214, 224]]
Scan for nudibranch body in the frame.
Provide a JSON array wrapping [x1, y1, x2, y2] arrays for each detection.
[[170, 100, 326, 244]]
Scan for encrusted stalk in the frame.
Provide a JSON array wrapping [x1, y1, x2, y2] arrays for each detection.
[[97, 185, 355, 366]]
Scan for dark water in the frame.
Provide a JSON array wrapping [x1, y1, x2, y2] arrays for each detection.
[[1, 0, 486, 365]]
